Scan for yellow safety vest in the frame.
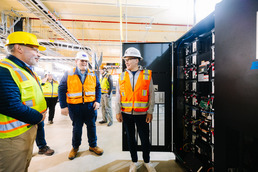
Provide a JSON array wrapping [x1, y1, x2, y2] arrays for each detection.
[[0, 58, 47, 139], [42, 81, 59, 97], [101, 73, 110, 94]]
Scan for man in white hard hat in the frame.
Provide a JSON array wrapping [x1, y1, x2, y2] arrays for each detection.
[[0, 31, 47, 172], [115, 47, 156, 172], [58, 51, 103, 160]]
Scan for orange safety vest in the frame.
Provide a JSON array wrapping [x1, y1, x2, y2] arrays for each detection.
[[66, 68, 96, 104], [119, 69, 152, 112]]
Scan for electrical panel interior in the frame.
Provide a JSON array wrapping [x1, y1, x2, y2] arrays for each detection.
[[174, 16, 215, 172]]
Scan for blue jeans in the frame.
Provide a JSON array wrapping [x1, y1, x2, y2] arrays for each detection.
[[68, 102, 97, 148], [122, 113, 150, 163], [36, 121, 47, 149]]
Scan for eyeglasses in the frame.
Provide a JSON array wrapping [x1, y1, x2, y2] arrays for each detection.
[[79, 60, 88, 63], [124, 58, 138, 62], [21, 44, 39, 53]]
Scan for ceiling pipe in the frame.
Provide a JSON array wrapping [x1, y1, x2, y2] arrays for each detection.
[[49, 37, 158, 43], [30, 18, 192, 27], [57, 12, 153, 20], [193, 0, 197, 25], [41, 0, 167, 9], [119, 0, 123, 42], [125, 0, 128, 42]]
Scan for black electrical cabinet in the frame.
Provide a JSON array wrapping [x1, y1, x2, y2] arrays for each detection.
[[173, 12, 215, 172], [215, 0, 258, 171], [173, 0, 258, 171]]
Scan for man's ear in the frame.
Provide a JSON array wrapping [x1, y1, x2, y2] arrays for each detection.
[[14, 44, 23, 54]]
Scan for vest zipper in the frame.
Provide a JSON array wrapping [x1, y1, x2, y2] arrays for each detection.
[[51, 81, 53, 97], [132, 72, 135, 115], [82, 85, 85, 104]]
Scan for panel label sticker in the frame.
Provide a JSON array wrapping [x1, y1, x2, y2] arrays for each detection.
[[155, 92, 165, 104]]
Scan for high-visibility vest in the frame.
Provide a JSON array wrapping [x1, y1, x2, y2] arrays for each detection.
[[101, 73, 110, 94], [0, 58, 47, 139], [67, 68, 96, 104], [42, 81, 59, 97], [119, 69, 152, 112]]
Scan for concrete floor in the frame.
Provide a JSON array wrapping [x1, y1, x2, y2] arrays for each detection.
[[28, 102, 185, 172]]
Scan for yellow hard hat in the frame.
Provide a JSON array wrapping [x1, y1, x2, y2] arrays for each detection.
[[100, 65, 105, 70], [5, 31, 46, 51]]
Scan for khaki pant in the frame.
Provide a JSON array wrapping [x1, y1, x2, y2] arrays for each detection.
[[0, 125, 37, 172], [101, 94, 113, 123]]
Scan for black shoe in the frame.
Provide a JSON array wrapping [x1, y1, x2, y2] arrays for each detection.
[[38, 146, 55, 156], [99, 120, 107, 124]]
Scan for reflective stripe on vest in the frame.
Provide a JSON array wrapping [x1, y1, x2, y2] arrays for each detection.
[[0, 120, 29, 133], [67, 68, 96, 104], [0, 58, 47, 138], [119, 69, 152, 112], [42, 81, 59, 97]]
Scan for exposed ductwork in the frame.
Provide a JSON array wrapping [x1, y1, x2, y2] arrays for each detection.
[[17, 0, 81, 45], [38, 40, 91, 52]]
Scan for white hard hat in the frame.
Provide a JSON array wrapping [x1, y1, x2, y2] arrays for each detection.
[[75, 51, 89, 61], [123, 47, 143, 60]]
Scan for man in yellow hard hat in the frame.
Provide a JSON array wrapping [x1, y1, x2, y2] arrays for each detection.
[[0, 31, 47, 172]]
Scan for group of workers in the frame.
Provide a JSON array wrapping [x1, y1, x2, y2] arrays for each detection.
[[0, 31, 156, 172]]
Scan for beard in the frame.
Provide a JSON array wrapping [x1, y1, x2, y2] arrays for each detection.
[[28, 56, 38, 66], [79, 65, 88, 71]]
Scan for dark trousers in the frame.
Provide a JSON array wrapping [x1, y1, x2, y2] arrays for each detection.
[[68, 102, 97, 148], [122, 113, 150, 163], [45, 97, 58, 121], [36, 121, 47, 149]]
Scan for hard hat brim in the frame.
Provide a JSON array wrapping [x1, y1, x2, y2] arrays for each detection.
[[5, 43, 46, 51], [38, 45, 46, 51], [75, 57, 89, 61], [123, 56, 143, 60]]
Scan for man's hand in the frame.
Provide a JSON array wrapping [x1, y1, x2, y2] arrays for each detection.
[[116, 113, 123, 122], [61, 107, 69, 116], [146, 113, 153, 123], [93, 102, 100, 110], [40, 110, 47, 122]]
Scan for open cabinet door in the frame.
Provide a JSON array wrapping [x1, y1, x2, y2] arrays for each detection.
[[122, 43, 173, 152]]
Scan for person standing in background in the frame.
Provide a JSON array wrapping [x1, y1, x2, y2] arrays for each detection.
[[41, 73, 59, 124], [115, 47, 156, 172], [58, 51, 103, 160], [0, 31, 47, 172], [32, 67, 55, 156], [99, 66, 114, 126]]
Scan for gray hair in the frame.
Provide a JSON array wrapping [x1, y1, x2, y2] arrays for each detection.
[[6, 44, 15, 53]]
